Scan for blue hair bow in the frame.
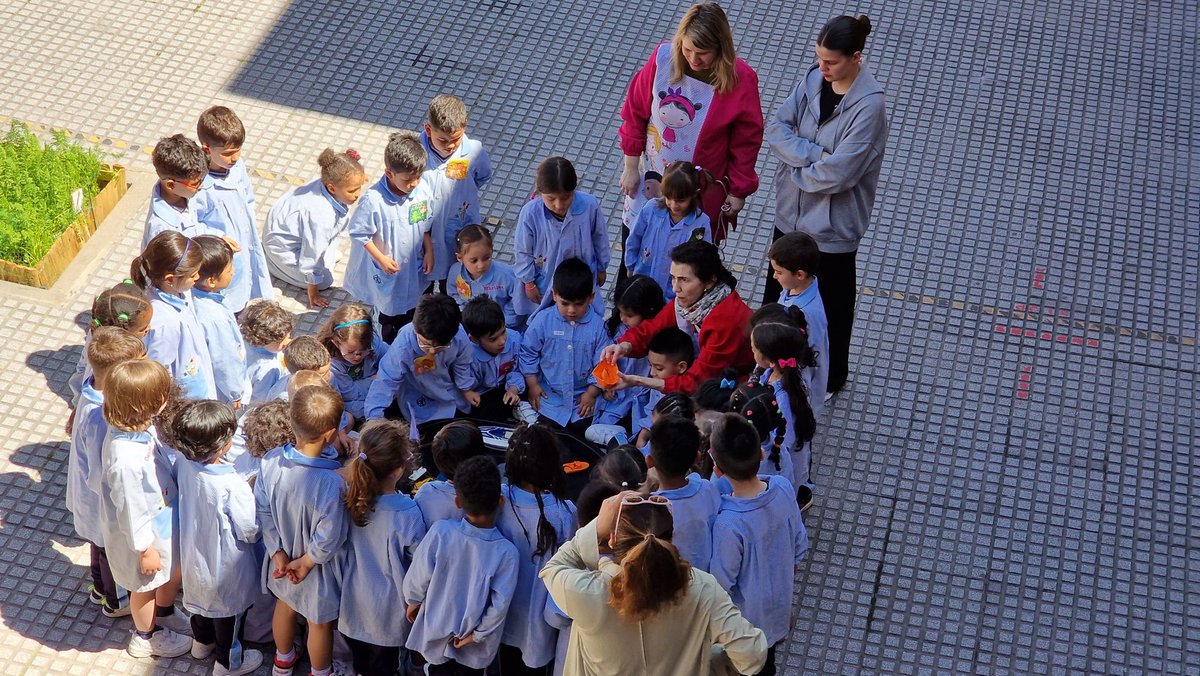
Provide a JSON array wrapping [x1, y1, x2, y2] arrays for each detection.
[[720, 378, 737, 389]]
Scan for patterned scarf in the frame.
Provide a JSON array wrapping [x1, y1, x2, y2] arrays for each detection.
[[676, 283, 732, 330]]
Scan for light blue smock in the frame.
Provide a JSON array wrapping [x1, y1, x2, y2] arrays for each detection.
[[344, 175, 435, 316], [447, 260, 530, 327], [177, 458, 260, 618], [329, 335, 388, 421], [192, 288, 248, 405], [778, 279, 829, 417], [337, 493, 427, 646], [263, 178, 351, 288], [244, 344, 287, 406], [402, 518, 519, 669], [624, 202, 711, 300], [254, 444, 348, 623], [710, 474, 808, 645], [468, 329, 524, 394], [496, 485, 577, 668], [414, 480, 461, 529], [194, 160, 275, 311], [513, 191, 610, 301], [517, 305, 609, 426], [363, 324, 476, 424], [653, 473, 720, 573], [98, 428, 176, 593], [142, 176, 219, 246], [67, 378, 107, 546], [145, 287, 216, 399]]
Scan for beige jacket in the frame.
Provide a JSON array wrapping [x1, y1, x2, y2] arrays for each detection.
[[540, 520, 768, 676]]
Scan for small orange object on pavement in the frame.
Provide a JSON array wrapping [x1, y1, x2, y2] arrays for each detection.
[[563, 461, 590, 474]]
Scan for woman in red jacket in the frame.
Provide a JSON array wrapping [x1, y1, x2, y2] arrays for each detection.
[[617, 2, 764, 244], [601, 241, 754, 394]]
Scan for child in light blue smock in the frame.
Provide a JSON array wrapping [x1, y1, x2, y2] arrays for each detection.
[[173, 401, 264, 674], [97, 360, 192, 659], [237, 300, 295, 406], [586, 275, 664, 444], [415, 421, 487, 528], [133, 231, 216, 399], [363, 294, 477, 425], [191, 236, 249, 409], [193, 106, 274, 312], [336, 420, 427, 676], [420, 95, 494, 283], [68, 282, 154, 411], [142, 134, 219, 247], [648, 416, 720, 572], [254, 386, 350, 676], [749, 322, 819, 511], [263, 148, 367, 309], [624, 161, 712, 300], [447, 224, 529, 328], [403, 456, 519, 673], [497, 425, 578, 672], [461, 296, 524, 423], [514, 157, 610, 310], [67, 328, 145, 617], [518, 259, 609, 434], [344, 131, 436, 343], [708, 413, 808, 659], [770, 232, 830, 416], [318, 304, 388, 422]]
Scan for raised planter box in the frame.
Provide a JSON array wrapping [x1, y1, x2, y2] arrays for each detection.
[[0, 164, 127, 289]]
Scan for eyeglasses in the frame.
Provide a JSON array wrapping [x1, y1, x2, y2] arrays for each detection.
[[614, 493, 672, 528], [171, 175, 204, 191], [339, 346, 373, 360], [416, 340, 449, 354]]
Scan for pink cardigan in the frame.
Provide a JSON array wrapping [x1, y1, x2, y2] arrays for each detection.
[[619, 44, 764, 235]]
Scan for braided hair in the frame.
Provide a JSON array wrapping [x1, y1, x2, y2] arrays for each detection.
[[91, 280, 152, 334], [751, 323, 817, 446], [504, 424, 568, 560], [728, 381, 787, 472]]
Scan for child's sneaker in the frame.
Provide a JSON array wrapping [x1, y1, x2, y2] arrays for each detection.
[[273, 650, 300, 676], [313, 662, 352, 676], [215, 648, 264, 676], [192, 639, 216, 659], [127, 628, 192, 658], [87, 585, 105, 605], [796, 485, 813, 512], [100, 599, 132, 618], [154, 609, 193, 636]]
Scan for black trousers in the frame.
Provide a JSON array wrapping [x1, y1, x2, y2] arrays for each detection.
[[190, 613, 243, 668], [755, 645, 778, 675], [89, 543, 121, 607], [342, 634, 401, 676], [761, 228, 787, 305], [427, 660, 484, 676], [468, 387, 517, 425], [378, 308, 417, 345], [816, 250, 857, 393], [499, 644, 553, 675]]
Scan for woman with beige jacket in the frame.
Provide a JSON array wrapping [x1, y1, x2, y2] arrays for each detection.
[[540, 492, 769, 675]]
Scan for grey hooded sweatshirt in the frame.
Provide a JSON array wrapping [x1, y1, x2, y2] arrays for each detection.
[[767, 64, 888, 253]]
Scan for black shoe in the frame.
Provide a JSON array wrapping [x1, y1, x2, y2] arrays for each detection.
[[796, 485, 813, 512]]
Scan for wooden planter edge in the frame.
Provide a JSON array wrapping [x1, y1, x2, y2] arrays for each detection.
[[0, 164, 128, 289]]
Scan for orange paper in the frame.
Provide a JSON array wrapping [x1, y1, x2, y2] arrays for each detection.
[[563, 461, 590, 474], [592, 360, 620, 389]]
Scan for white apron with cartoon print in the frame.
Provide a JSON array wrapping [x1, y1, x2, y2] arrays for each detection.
[[622, 43, 716, 226]]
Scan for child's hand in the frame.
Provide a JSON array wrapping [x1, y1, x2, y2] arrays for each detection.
[[306, 284, 329, 309], [635, 428, 650, 449], [596, 270, 607, 287], [452, 631, 476, 649], [524, 282, 542, 305], [334, 427, 352, 456], [139, 547, 162, 575], [379, 257, 400, 275], [64, 408, 76, 435], [230, 398, 242, 411], [602, 388, 617, 401], [577, 389, 598, 417], [422, 249, 434, 275], [221, 236, 243, 253], [285, 553, 316, 584], [464, 390, 481, 407], [503, 386, 521, 405], [527, 382, 547, 411], [270, 550, 291, 579], [405, 603, 421, 623]]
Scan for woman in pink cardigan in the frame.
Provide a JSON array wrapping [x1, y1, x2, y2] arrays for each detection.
[[617, 2, 764, 246]]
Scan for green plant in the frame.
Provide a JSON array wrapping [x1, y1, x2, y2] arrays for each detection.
[[0, 121, 104, 266]]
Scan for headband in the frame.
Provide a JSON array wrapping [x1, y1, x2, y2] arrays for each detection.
[[334, 319, 370, 331], [172, 238, 192, 271]]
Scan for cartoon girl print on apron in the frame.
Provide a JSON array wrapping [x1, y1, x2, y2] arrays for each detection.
[[623, 43, 716, 226]]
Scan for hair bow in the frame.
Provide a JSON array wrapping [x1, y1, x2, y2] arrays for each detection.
[[720, 378, 736, 389], [777, 358, 797, 368]]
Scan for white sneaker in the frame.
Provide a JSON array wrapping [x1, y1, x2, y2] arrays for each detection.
[[154, 609, 192, 636], [214, 648, 264, 676], [823, 391, 835, 403], [327, 662, 352, 676], [192, 639, 216, 659], [127, 628, 191, 658]]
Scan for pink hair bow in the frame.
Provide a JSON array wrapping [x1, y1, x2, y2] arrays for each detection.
[[777, 358, 797, 368]]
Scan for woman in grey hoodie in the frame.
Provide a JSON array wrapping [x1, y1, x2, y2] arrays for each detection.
[[765, 14, 888, 398]]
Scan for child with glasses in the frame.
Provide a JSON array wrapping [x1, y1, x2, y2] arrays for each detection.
[[364, 294, 478, 426], [318, 303, 388, 422], [143, 134, 220, 246]]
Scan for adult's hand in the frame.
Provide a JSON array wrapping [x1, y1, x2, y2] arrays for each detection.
[[601, 342, 631, 364], [723, 195, 746, 218], [619, 156, 641, 198]]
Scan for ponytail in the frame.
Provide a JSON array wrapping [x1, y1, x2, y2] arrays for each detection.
[[608, 504, 690, 620], [131, 231, 201, 290], [343, 419, 412, 526], [505, 424, 569, 560], [531, 491, 557, 559]]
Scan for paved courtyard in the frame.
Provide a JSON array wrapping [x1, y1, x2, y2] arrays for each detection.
[[0, 0, 1196, 674]]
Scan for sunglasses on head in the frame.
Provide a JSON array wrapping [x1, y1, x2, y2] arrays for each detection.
[[615, 493, 672, 527]]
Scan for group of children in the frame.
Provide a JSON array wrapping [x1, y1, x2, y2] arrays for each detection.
[[63, 95, 837, 675]]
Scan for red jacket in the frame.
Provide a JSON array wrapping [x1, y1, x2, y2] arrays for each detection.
[[622, 291, 755, 394], [619, 45, 764, 239]]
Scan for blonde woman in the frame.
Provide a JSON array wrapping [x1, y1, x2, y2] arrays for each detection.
[[617, 2, 764, 246]]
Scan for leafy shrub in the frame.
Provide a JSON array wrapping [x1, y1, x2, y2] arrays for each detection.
[[0, 121, 104, 266]]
